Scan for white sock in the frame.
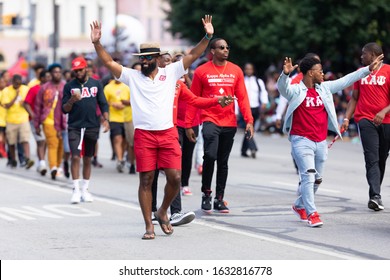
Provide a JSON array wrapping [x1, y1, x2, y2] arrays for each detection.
[[39, 160, 46, 166], [73, 179, 80, 191], [82, 179, 90, 192]]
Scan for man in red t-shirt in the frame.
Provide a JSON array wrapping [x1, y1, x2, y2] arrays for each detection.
[[342, 42, 390, 211], [185, 38, 254, 214], [23, 69, 51, 175]]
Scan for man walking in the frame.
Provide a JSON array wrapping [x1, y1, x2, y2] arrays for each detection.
[[62, 56, 109, 203], [342, 42, 390, 211], [91, 15, 215, 239], [185, 38, 254, 214]]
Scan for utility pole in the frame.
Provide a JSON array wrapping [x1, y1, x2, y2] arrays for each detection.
[[114, 0, 119, 53], [27, 0, 35, 81], [53, 0, 59, 62]]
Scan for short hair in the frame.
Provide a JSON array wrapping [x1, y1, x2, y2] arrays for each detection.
[[12, 74, 22, 83], [48, 63, 62, 72], [209, 38, 224, 49], [39, 69, 48, 79], [363, 42, 383, 56], [299, 57, 321, 75], [33, 63, 45, 71]]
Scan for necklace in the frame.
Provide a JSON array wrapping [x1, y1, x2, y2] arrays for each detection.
[[212, 61, 228, 76], [370, 62, 382, 77]]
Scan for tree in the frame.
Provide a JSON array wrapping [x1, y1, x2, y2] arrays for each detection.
[[165, 0, 390, 76]]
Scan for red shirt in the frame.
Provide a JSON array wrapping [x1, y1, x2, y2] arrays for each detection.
[[173, 80, 219, 127], [24, 84, 41, 120], [353, 64, 390, 124], [290, 88, 328, 142], [291, 72, 303, 84], [185, 61, 253, 127]]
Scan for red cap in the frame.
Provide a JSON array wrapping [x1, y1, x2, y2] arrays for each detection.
[[71, 57, 87, 71]]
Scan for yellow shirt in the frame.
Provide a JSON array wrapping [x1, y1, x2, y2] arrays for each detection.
[[1, 85, 29, 124], [104, 80, 131, 123], [0, 90, 7, 127], [27, 78, 40, 88]]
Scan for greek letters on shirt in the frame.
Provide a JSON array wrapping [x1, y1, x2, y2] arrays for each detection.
[[70, 87, 98, 98], [360, 75, 386, 86], [305, 95, 323, 107]]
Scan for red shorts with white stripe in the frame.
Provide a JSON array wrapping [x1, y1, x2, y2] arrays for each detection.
[[134, 127, 181, 172]]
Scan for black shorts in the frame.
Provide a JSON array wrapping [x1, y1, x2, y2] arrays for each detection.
[[0, 126, 5, 133], [68, 127, 100, 157], [110, 122, 125, 138]]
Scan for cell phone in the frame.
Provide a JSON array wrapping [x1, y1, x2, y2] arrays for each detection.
[[245, 130, 251, 139]]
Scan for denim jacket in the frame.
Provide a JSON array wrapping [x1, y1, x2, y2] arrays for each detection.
[[277, 66, 370, 140]]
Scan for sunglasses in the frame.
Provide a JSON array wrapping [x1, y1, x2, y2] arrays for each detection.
[[139, 55, 156, 61], [214, 45, 230, 50]]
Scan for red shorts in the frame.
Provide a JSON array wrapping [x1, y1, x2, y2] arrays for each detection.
[[134, 127, 182, 172]]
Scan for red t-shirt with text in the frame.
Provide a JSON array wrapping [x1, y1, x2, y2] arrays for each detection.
[[353, 64, 390, 124], [290, 88, 328, 142]]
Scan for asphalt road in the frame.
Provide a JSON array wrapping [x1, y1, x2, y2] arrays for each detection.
[[1, 130, 390, 261]]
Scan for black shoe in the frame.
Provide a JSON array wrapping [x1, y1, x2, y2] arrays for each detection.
[[63, 161, 70, 178], [241, 153, 249, 158], [214, 198, 229, 213], [10, 159, 17, 168], [129, 164, 136, 174], [368, 197, 385, 211], [111, 153, 116, 161], [92, 158, 103, 168], [250, 150, 256, 159], [51, 168, 57, 180], [201, 194, 212, 213]]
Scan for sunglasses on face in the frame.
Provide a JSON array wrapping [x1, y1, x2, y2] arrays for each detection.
[[214, 45, 230, 50], [139, 55, 156, 61]]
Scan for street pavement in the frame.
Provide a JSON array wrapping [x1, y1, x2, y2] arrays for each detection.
[[1, 130, 390, 260]]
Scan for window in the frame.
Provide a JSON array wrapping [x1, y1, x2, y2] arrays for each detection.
[[80, 6, 86, 34]]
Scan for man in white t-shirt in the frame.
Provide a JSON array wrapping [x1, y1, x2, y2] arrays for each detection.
[[90, 15, 214, 240]]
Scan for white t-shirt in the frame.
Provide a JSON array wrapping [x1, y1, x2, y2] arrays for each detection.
[[117, 61, 185, 130], [244, 76, 269, 108]]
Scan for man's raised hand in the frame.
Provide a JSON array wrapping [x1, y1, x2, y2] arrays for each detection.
[[202, 15, 214, 37], [90, 21, 102, 44]]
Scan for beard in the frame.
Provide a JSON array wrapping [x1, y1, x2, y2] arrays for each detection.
[[141, 61, 157, 76]]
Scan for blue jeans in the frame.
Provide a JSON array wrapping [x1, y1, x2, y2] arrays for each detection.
[[290, 135, 328, 216]]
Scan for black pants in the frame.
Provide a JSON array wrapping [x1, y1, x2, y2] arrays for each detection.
[[178, 125, 198, 187], [201, 121, 237, 200], [241, 107, 259, 154], [358, 119, 390, 199]]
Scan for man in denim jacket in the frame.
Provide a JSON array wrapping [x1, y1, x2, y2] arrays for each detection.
[[277, 54, 383, 227]]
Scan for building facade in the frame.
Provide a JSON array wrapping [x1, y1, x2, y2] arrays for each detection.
[[0, 0, 188, 70]]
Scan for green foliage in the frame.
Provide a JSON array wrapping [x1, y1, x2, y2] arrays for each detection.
[[166, 0, 390, 75]]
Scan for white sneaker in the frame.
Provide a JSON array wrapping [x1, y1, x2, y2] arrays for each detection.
[[71, 189, 81, 204], [81, 189, 94, 202], [37, 161, 47, 176], [170, 211, 195, 226]]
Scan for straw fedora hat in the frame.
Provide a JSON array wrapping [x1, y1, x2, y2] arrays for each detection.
[[133, 42, 168, 56]]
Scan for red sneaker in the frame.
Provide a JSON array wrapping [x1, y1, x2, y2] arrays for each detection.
[[307, 211, 323, 227], [292, 205, 308, 222]]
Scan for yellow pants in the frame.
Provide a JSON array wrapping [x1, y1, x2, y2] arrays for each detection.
[[43, 124, 63, 169]]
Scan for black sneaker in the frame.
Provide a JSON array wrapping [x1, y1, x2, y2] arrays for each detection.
[[368, 197, 385, 211], [129, 164, 136, 174], [201, 194, 212, 213], [214, 199, 229, 213], [10, 159, 17, 168]]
